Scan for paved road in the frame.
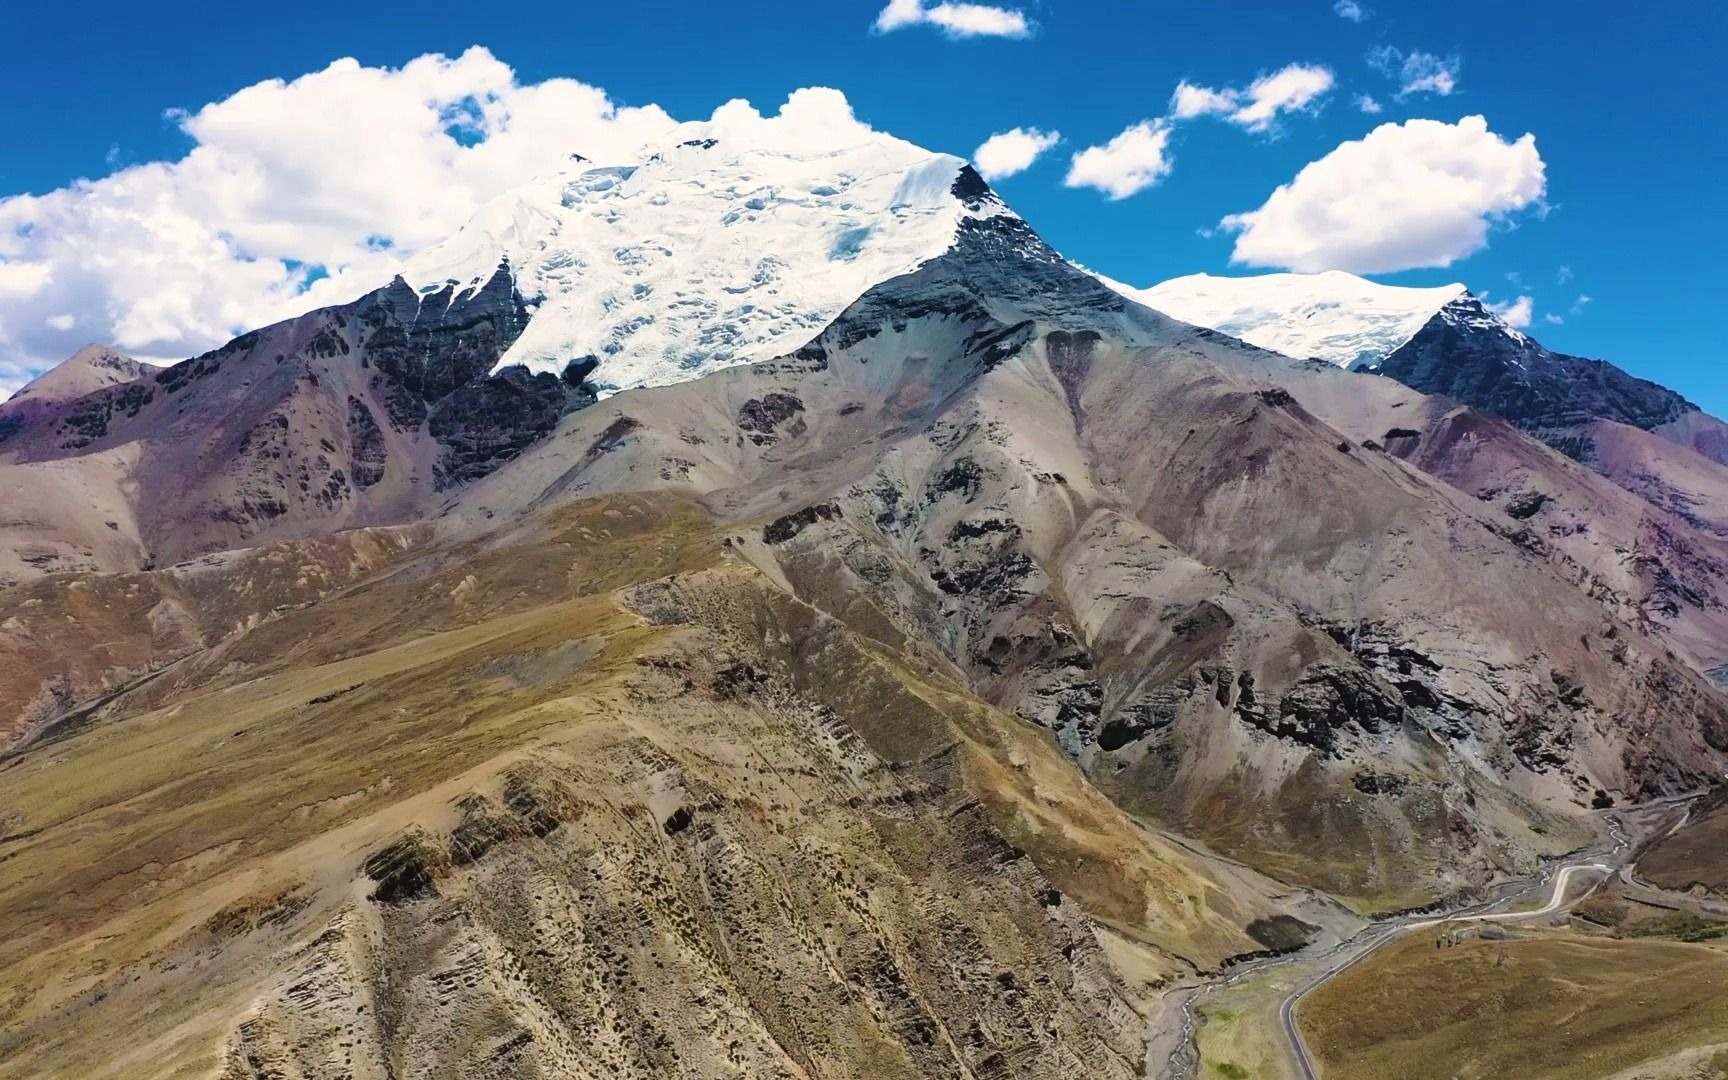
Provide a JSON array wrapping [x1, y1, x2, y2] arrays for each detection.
[[1153, 796, 1711, 1080], [1276, 861, 1614, 1080]]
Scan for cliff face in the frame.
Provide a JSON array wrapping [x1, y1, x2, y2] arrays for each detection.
[[0, 264, 600, 585], [1373, 294, 1724, 467]]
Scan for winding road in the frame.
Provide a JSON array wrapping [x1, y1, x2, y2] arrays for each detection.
[[1153, 796, 1713, 1080], [1275, 860, 1615, 1080]]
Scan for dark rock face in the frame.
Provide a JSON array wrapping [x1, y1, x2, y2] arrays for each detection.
[[1046, 330, 1102, 414], [353, 267, 530, 428], [346, 397, 388, 488], [362, 832, 448, 904], [429, 365, 595, 485], [1503, 490, 1551, 520], [1352, 770, 1409, 796], [763, 502, 841, 544], [930, 458, 985, 502], [737, 393, 806, 444], [813, 171, 1167, 368], [1278, 665, 1406, 747], [1372, 295, 1699, 463], [1310, 621, 1476, 740], [948, 164, 998, 211], [1244, 914, 1319, 952], [583, 415, 643, 463], [342, 266, 601, 484], [1235, 664, 1407, 755], [47, 383, 154, 451], [446, 795, 522, 866], [662, 807, 694, 835]]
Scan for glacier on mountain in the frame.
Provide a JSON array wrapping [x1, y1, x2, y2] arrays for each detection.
[[1107, 270, 1482, 368], [401, 121, 1008, 393]]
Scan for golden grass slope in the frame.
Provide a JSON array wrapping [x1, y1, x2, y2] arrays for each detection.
[[0, 494, 1268, 1078], [1640, 790, 1728, 898], [1299, 932, 1728, 1080]]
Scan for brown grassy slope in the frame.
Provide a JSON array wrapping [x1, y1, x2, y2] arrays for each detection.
[[0, 493, 1264, 1078], [1640, 789, 1728, 897], [1299, 933, 1728, 1080], [0, 524, 430, 748]]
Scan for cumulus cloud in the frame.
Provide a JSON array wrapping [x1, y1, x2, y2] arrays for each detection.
[[1170, 81, 1238, 121], [873, 0, 1031, 38], [1354, 94, 1383, 114], [1544, 313, 1564, 325], [699, 88, 879, 155], [972, 127, 1062, 180], [1064, 121, 1174, 200], [1167, 63, 1335, 134], [1219, 115, 1547, 274], [0, 51, 902, 397], [1487, 294, 1534, 328], [1231, 64, 1336, 132], [1368, 46, 1461, 99], [1065, 61, 1333, 202], [1334, 0, 1370, 21]]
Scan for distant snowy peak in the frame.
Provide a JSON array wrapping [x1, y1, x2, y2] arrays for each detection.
[[401, 131, 1009, 392], [1108, 271, 1516, 369], [1422, 292, 1535, 358]]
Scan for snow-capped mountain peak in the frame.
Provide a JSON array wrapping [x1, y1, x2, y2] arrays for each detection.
[[401, 126, 1008, 392], [1105, 270, 1485, 369]]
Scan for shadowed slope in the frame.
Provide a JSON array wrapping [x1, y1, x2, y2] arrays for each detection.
[[432, 244, 1728, 902]]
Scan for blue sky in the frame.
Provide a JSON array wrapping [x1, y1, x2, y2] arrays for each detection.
[[3, 0, 1725, 410]]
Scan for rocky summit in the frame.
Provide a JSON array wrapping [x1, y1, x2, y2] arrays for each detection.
[[3, 123, 1728, 1080]]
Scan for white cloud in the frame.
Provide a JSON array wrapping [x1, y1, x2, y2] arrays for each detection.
[[0, 261, 52, 299], [700, 88, 878, 156], [1544, 313, 1564, 325], [1368, 46, 1461, 99], [1170, 81, 1238, 120], [1487, 294, 1534, 328], [1167, 63, 1335, 134], [1219, 115, 1547, 273], [1064, 121, 1174, 200], [972, 127, 1061, 180], [1557, 264, 1574, 284], [873, 0, 1031, 38], [1354, 94, 1383, 114], [1231, 64, 1335, 132], [0, 50, 913, 394], [1334, 0, 1370, 21]]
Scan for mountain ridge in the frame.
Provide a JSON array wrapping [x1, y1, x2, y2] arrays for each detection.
[[1113, 270, 1472, 369], [3, 134, 1728, 1078], [1115, 268, 1728, 474]]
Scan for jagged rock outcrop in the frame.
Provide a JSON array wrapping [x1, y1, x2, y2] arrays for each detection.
[[1372, 293, 1714, 465], [0, 264, 602, 582]]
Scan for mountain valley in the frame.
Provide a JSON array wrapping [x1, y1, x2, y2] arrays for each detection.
[[2, 127, 1727, 1079]]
